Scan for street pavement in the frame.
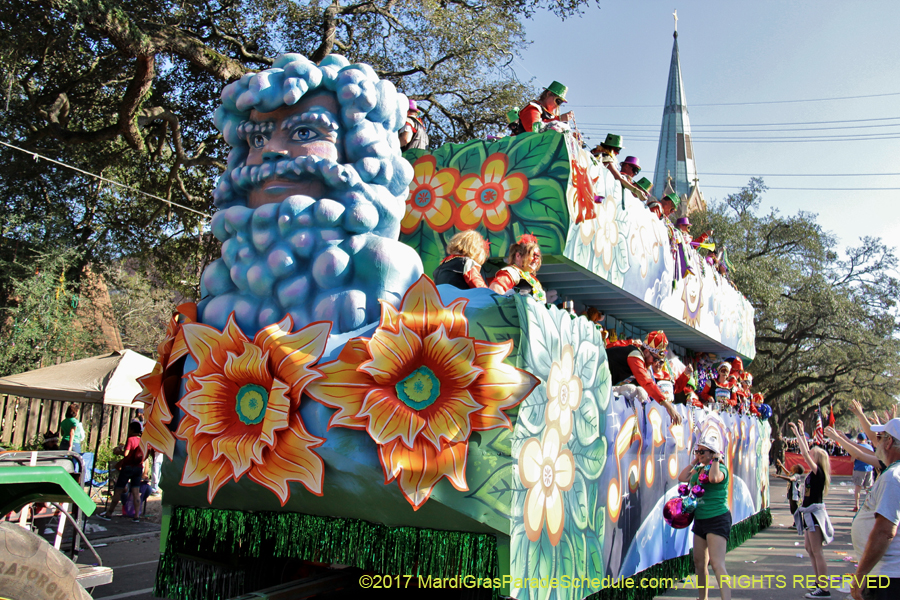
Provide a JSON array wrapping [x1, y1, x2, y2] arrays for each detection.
[[71, 471, 862, 599]]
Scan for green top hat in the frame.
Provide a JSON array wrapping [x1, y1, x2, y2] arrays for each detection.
[[663, 193, 681, 208], [545, 81, 568, 102], [601, 133, 623, 150], [507, 109, 520, 124], [635, 177, 653, 192]]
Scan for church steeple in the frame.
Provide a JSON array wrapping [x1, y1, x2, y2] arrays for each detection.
[[652, 16, 699, 201]]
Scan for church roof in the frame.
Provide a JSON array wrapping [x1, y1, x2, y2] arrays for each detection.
[[652, 31, 700, 200]]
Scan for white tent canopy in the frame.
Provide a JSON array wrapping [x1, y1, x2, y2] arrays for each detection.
[[0, 350, 154, 407]]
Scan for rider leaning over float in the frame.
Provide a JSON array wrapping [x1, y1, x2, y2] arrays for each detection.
[[700, 361, 738, 408], [517, 81, 573, 133], [607, 331, 683, 425]]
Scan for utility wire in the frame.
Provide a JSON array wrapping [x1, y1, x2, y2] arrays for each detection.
[[638, 171, 900, 177], [571, 90, 900, 109], [703, 185, 900, 191], [579, 123, 900, 134], [590, 135, 900, 143], [0, 139, 212, 218], [578, 116, 900, 128]]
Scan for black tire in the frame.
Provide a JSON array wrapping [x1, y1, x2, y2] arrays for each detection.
[[0, 522, 91, 600]]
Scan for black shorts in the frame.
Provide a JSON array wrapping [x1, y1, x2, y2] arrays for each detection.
[[115, 465, 143, 489], [692, 511, 732, 540]]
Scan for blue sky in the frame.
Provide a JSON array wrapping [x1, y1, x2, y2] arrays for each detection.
[[515, 1, 900, 253]]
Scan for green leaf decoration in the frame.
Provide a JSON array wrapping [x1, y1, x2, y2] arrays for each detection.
[[584, 526, 605, 581], [471, 298, 523, 364], [518, 221, 566, 255], [448, 142, 487, 175], [466, 465, 515, 519], [573, 436, 607, 479], [570, 471, 591, 530], [430, 143, 456, 165], [526, 533, 555, 600], [508, 133, 561, 179], [574, 390, 601, 447], [486, 136, 517, 156], [514, 177, 567, 225], [488, 427, 512, 456], [516, 390, 547, 436], [559, 530, 588, 585], [575, 339, 600, 387], [401, 148, 428, 164], [545, 158, 571, 181]]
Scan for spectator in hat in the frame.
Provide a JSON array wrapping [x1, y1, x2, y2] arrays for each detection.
[[850, 417, 900, 600], [517, 81, 572, 134], [591, 135, 647, 201], [399, 99, 429, 151]]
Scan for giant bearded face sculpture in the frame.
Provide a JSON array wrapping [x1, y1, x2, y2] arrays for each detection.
[[199, 54, 424, 334]]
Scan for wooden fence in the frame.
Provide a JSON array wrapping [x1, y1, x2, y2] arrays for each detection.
[[0, 395, 138, 451]]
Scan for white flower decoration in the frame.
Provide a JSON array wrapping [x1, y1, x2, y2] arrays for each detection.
[[518, 427, 575, 546], [546, 344, 583, 441]]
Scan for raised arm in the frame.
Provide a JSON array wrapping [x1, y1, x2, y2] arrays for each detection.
[[678, 448, 698, 483], [789, 421, 817, 475], [851, 400, 876, 441], [825, 427, 879, 469]]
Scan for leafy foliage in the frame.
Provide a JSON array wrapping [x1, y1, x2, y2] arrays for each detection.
[[0, 251, 104, 377], [692, 179, 900, 433]]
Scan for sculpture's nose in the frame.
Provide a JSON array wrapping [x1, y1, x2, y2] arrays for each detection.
[[262, 149, 288, 162]]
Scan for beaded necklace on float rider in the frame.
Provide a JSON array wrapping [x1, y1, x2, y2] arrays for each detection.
[[700, 362, 737, 410], [488, 233, 547, 303]]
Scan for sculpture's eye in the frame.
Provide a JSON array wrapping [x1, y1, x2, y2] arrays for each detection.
[[250, 133, 269, 149], [291, 127, 318, 142]]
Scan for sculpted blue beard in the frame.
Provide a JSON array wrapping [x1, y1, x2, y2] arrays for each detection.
[[199, 158, 423, 336]]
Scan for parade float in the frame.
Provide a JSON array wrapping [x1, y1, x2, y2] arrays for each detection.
[[139, 53, 770, 600]]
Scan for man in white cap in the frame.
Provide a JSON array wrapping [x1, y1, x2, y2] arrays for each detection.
[[851, 417, 900, 600]]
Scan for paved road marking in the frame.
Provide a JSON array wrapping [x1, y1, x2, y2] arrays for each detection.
[[111, 559, 159, 569], [95, 586, 155, 599]]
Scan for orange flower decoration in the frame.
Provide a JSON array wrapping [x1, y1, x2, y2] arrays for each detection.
[[306, 275, 538, 510], [137, 303, 196, 459], [175, 315, 331, 504], [401, 155, 460, 233], [571, 159, 597, 225], [454, 153, 528, 231]]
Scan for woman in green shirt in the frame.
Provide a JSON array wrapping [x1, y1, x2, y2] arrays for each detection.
[[59, 405, 84, 453], [679, 438, 731, 600]]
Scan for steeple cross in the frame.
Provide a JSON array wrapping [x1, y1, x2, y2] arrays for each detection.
[[673, 9, 678, 32]]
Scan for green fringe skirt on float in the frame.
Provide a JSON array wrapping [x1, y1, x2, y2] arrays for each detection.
[[154, 507, 771, 600]]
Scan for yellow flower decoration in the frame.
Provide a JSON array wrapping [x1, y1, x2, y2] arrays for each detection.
[[518, 427, 575, 545], [454, 153, 528, 231], [137, 303, 196, 459], [401, 155, 460, 233], [175, 315, 331, 504], [306, 275, 538, 510], [545, 344, 583, 441]]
